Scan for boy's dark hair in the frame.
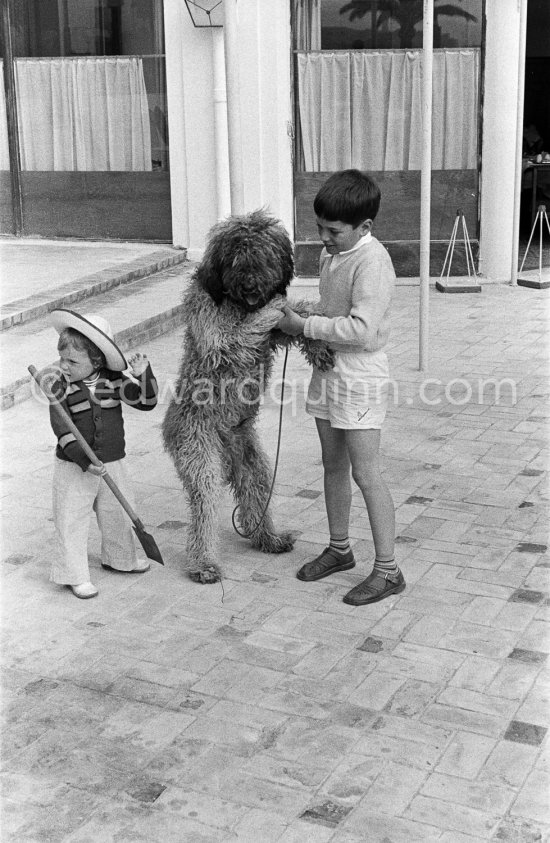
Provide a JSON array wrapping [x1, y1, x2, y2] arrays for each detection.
[[314, 169, 381, 227], [58, 327, 106, 371]]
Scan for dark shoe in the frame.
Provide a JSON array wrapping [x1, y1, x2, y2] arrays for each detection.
[[101, 561, 150, 574], [343, 569, 405, 605], [297, 547, 355, 582]]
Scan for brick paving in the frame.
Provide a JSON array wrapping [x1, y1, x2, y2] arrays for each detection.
[[1, 283, 549, 841]]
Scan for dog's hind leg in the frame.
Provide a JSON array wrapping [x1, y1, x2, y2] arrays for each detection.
[[224, 420, 295, 555], [174, 445, 223, 584]]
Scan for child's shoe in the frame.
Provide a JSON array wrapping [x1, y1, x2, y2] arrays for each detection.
[[101, 560, 150, 574], [297, 547, 355, 581], [69, 582, 98, 599], [343, 569, 405, 606]]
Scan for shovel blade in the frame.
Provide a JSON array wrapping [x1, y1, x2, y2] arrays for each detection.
[[133, 524, 164, 565]]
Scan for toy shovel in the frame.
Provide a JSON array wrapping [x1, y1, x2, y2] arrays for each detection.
[[29, 365, 164, 565]]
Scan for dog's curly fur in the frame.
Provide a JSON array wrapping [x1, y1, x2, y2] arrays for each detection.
[[162, 210, 333, 583]]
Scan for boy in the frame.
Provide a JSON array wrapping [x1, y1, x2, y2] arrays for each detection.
[[48, 309, 158, 599], [278, 169, 404, 605]]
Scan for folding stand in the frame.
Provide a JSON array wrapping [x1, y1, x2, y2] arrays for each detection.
[[436, 209, 481, 293], [517, 204, 550, 289]]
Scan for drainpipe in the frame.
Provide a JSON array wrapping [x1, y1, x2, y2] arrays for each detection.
[[223, 0, 244, 214], [212, 27, 230, 220], [510, 0, 528, 285], [419, 0, 433, 371]]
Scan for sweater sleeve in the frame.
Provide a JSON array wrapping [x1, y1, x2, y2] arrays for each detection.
[[48, 380, 91, 471], [304, 250, 393, 350], [119, 363, 158, 410]]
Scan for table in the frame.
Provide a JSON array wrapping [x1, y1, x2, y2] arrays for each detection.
[[523, 160, 550, 226]]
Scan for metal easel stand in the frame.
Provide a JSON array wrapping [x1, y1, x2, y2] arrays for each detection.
[[517, 204, 550, 289], [435, 209, 482, 293]]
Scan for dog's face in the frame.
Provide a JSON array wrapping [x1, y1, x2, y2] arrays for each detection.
[[196, 210, 294, 312]]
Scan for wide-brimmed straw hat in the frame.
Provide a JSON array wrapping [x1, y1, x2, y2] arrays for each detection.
[[50, 309, 127, 371]]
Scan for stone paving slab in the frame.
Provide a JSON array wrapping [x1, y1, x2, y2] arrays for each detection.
[[1, 283, 549, 841]]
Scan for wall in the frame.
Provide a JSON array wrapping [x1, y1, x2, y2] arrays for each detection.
[[164, 0, 220, 256], [165, 0, 524, 277], [478, 0, 523, 282], [223, 0, 294, 237]]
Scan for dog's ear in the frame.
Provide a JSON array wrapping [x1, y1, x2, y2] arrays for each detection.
[[195, 242, 224, 305], [271, 221, 295, 293], [281, 241, 295, 287]]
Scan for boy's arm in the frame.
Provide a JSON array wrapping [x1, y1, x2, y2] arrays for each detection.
[[304, 252, 394, 349]]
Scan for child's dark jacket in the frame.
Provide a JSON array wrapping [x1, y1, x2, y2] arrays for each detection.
[[50, 364, 158, 471]]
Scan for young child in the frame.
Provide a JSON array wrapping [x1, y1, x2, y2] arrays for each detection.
[[48, 309, 158, 599], [278, 169, 404, 605]]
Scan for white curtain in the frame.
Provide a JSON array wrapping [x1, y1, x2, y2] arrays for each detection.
[[14, 57, 152, 171], [297, 49, 480, 172], [294, 0, 322, 51], [0, 62, 10, 170]]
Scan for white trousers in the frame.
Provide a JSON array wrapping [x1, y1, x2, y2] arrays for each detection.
[[51, 458, 137, 585]]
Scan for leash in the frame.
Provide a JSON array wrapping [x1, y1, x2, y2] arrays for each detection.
[[232, 346, 290, 538]]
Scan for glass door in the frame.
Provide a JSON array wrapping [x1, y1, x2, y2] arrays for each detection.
[[292, 0, 484, 276], [1, 0, 171, 240]]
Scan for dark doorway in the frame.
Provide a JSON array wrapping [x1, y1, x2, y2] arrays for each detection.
[[520, 0, 550, 248]]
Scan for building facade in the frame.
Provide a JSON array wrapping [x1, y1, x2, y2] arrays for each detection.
[[0, 1, 543, 281]]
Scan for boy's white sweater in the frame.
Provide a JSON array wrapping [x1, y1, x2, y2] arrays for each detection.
[[304, 235, 395, 353]]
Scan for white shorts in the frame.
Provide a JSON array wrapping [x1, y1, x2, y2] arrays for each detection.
[[306, 350, 390, 430]]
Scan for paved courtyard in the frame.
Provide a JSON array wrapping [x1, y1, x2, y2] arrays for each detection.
[[1, 283, 549, 842]]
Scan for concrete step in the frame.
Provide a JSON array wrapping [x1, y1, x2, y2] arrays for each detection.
[[0, 246, 188, 331], [1, 260, 196, 410]]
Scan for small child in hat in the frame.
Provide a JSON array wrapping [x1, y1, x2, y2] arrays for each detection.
[[48, 309, 158, 599]]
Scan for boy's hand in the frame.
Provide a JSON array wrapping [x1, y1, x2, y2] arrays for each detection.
[[253, 301, 285, 331], [128, 353, 149, 376], [277, 306, 306, 336], [87, 462, 106, 476]]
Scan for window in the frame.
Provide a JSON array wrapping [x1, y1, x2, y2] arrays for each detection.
[[319, 0, 482, 50], [1, 0, 171, 239]]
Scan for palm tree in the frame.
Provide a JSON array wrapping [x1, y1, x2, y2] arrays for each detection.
[[339, 0, 478, 48]]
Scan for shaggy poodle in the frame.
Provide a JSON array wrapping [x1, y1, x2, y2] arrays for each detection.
[[162, 210, 333, 583]]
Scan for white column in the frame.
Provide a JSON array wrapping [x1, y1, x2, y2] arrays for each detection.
[[163, 0, 189, 248], [219, 0, 293, 232], [479, 0, 522, 281], [511, 0, 528, 285], [419, 0, 433, 371], [213, 28, 230, 220], [223, 0, 245, 214]]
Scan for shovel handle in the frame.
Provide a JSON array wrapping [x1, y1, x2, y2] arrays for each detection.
[[28, 364, 142, 525]]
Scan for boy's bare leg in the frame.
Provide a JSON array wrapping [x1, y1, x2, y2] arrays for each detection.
[[345, 429, 395, 559], [296, 419, 355, 581], [343, 428, 405, 605], [316, 418, 351, 537]]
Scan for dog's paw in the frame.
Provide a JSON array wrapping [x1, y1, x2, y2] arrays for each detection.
[[300, 338, 335, 372], [188, 565, 222, 584], [253, 531, 296, 554], [312, 346, 335, 372]]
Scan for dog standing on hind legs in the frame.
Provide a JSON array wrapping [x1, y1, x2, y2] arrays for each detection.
[[162, 210, 334, 583]]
